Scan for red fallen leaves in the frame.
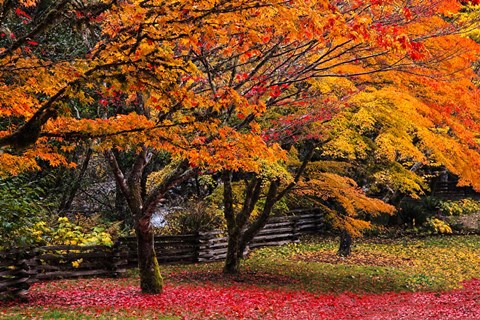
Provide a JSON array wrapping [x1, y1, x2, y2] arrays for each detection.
[[2, 278, 479, 319]]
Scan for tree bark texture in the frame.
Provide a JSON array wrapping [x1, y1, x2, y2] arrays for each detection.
[[223, 228, 242, 274], [105, 149, 164, 294], [136, 218, 163, 294], [338, 230, 352, 257], [222, 173, 279, 275]]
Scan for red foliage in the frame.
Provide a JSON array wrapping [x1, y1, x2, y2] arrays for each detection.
[[1, 278, 479, 319]]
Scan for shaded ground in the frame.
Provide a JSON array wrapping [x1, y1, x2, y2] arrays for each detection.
[[1, 278, 479, 319]]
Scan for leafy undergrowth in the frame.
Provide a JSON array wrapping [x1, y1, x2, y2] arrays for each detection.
[[1, 278, 479, 319], [1, 235, 479, 319]]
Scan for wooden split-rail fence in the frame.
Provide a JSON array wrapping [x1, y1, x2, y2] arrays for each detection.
[[1, 211, 324, 300]]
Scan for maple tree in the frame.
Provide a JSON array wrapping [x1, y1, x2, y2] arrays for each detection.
[[288, 2, 480, 254], [214, 0, 480, 269], [1, 0, 480, 291]]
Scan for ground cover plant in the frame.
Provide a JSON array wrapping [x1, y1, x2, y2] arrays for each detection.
[[1, 235, 479, 319]]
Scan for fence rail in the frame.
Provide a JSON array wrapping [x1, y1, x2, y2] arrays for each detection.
[[1, 211, 324, 300], [0, 249, 36, 299]]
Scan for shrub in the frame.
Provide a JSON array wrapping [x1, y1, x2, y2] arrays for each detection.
[[0, 177, 51, 249], [28, 214, 121, 247], [159, 199, 225, 235], [421, 196, 440, 212], [439, 198, 480, 216], [397, 202, 429, 226], [425, 217, 452, 234]]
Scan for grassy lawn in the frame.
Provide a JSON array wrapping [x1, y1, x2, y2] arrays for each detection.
[[1, 310, 179, 320], [164, 234, 480, 293], [2, 235, 479, 319]]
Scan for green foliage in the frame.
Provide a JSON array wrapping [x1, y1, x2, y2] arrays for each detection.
[[159, 199, 225, 235], [0, 177, 51, 249], [397, 201, 429, 226], [396, 198, 459, 233], [420, 196, 441, 212], [439, 198, 480, 216], [0, 176, 121, 250]]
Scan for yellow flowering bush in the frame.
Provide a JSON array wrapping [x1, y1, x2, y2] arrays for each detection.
[[28, 215, 120, 268], [425, 217, 452, 234], [29, 215, 119, 247]]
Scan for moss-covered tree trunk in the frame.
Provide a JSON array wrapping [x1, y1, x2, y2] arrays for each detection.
[[222, 171, 242, 275], [136, 217, 163, 294], [106, 148, 164, 294], [224, 228, 242, 274]]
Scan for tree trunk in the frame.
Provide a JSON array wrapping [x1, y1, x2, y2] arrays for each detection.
[[338, 230, 352, 257], [105, 149, 164, 294], [222, 146, 315, 274], [223, 229, 242, 274], [136, 218, 163, 294]]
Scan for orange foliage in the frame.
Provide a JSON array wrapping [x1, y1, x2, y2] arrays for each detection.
[[295, 172, 395, 237]]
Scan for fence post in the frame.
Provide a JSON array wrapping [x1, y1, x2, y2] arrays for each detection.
[[198, 230, 227, 262], [194, 232, 200, 263], [315, 210, 325, 233], [110, 241, 128, 277], [0, 248, 37, 301], [291, 215, 299, 241], [197, 231, 210, 262]]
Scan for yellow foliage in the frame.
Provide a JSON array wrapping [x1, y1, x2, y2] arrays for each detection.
[[425, 218, 453, 234], [28, 215, 118, 248]]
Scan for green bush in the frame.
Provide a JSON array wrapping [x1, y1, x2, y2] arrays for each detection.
[[0, 177, 51, 249], [159, 199, 225, 235], [397, 202, 429, 226], [421, 196, 440, 212], [439, 198, 480, 216]]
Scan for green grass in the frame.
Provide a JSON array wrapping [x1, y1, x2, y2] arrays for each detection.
[[241, 234, 480, 293], [1, 309, 180, 319], [161, 234, 480, 294]]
